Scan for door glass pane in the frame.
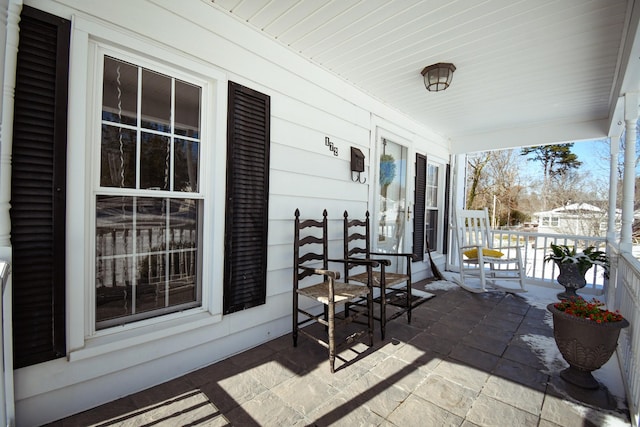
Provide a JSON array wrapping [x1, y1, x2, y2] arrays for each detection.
[[378, 139, 407, 255]]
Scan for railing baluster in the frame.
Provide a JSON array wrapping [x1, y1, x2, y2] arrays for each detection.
[[613, 253, 640, 427], [481, 229, 607, 290]]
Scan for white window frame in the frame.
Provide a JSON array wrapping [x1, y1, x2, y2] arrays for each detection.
[[94, 48, 207, 330], [66, 17, 228, 359], [424, 161, 439, 252]]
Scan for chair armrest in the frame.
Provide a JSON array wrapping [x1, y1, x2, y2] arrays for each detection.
[[299, 265, 340, 280], [362, 254, 392, 266], [369, 252, 417, 262], [329, 257, 381, 268], [497, 245, 523, 250], [460, 244, 482, 251]]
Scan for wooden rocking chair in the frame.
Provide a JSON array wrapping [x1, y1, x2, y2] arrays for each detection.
[[453, 208, 526, 293]]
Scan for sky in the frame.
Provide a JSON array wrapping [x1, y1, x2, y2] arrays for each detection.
[[520, 138, 612, 183], [571, 139, 611, 181]]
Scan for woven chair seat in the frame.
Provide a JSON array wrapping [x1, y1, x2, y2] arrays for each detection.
[[297, 281, 370, 305], [349, 271, 409, 287]]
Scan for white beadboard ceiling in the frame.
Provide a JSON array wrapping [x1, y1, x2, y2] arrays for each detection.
[[208, 0, 640, 152]]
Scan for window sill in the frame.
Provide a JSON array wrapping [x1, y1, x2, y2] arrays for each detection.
[[68, 309, 222, 362]]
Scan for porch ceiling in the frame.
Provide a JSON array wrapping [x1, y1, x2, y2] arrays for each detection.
[[208, 0, 640, 152]]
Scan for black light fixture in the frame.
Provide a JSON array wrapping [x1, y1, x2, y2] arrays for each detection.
[[421, 62, 456, 92]]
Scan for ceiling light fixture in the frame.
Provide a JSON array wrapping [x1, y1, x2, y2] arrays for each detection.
[[421, 63, 456, 92]]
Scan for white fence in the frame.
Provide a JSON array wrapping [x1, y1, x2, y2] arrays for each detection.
[[611, 251, 640, 427], [487, 229, 608, 292]]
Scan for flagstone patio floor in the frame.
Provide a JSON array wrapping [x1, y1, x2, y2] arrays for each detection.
[[45, 279, 631, 426]]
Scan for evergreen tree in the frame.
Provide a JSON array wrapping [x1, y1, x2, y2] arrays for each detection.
[[521, 144, 582, 181]]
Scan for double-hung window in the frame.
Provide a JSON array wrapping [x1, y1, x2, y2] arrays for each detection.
[[425, 162, 440, 252], [95, 53, 204, 330], [413, 154, 447, 258]]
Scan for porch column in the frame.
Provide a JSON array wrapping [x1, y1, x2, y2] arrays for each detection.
[[605, 134, 620, 304], [0, 0, 20, 248], [447, 153, 466, 269], [607, 136, 619, 240], [0, 2, 20, 426], [451, 153, 466, 212], [620, 92, 638, 253]]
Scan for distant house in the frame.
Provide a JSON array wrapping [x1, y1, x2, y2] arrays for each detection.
[[533, 203, 620, 236]]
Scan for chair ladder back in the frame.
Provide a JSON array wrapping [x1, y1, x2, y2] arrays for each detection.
[[294, 209, 328, 283], [342, 210, 427, 340], [458, 208, 492, 249], [343, 211, 371, 274], [292, 209, 374, 373]]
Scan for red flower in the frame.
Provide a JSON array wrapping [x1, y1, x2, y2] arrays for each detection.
[[554, 297, 624, 322]]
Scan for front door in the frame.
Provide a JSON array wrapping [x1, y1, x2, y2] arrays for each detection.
[[376, 138, 409, 270]]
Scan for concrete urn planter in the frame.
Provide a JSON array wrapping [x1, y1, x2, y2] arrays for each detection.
[[547, 303, 629, 389], [555, 262, 587, 299]]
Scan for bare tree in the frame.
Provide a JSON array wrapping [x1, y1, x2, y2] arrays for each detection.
[[466, 149, 524, 226], [465, 152, 493, 209]]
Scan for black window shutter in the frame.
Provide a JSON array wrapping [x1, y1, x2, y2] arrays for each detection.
[[224, 82, 270, 314], [413, 154, 426, 261], [443, 163, 451, 255], [10, 6, 70, 368]]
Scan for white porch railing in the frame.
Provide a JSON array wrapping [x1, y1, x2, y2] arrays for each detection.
[[487, 229, 608, 292], [610, 250, 640, 427]]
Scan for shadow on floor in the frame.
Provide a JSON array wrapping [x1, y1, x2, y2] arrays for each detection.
[[45, 279, 630, 426]]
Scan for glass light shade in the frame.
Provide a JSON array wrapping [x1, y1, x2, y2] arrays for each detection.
[[421, 63, 456, 92]]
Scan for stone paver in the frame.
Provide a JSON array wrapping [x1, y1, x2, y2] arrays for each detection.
[[46, 280, 631, 427], [466, 394, 540, 426], [431, 358, 491, 392], [388, 394, 463, 427], [481, 374, 545, 415], [413, 373, 478, 417], [270, 375, 338, 416]]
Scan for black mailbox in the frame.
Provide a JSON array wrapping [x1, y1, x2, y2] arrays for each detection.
[[350, 147, 366, 183], [351, 147, 365, 172]]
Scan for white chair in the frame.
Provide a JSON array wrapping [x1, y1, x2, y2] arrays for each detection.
[[453, 208, 526, 293]]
